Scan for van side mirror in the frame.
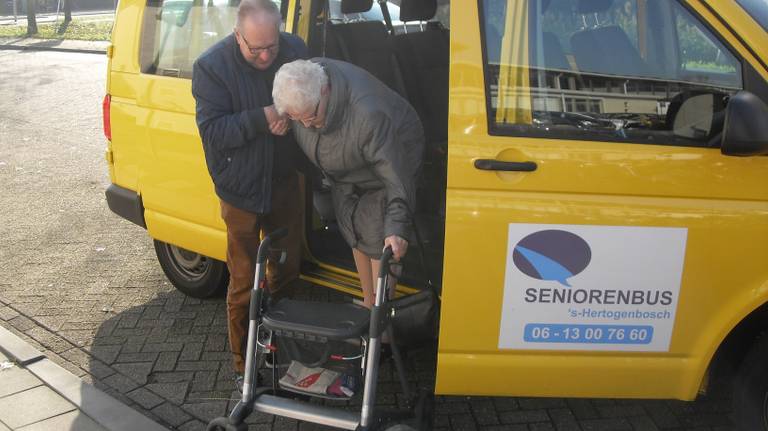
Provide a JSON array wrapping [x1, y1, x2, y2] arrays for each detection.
[[721, 91, 768, 156]]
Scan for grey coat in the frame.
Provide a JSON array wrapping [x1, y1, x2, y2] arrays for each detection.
[[293, 58, 424, 258]]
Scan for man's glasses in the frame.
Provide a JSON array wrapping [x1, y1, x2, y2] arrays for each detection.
[[237, 32, 279, 56]]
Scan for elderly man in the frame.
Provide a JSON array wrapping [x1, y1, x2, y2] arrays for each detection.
[[273, 59, 424, 308], [191, 0, 307, 390]]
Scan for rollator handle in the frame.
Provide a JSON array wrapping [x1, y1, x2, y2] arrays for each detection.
[[257, 228, 289, 264], [379, 246, 394, 279], [268, 227, 288, 242]]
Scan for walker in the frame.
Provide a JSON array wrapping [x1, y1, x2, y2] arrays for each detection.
[[206, 228, 433, 431]]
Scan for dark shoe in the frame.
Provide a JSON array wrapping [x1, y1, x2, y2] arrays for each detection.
[[234, 373, 244, 395]]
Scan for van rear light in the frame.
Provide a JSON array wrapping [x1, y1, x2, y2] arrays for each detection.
[[103, 94, 112, 141]]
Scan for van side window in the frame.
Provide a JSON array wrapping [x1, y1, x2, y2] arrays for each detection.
[[139, 0, 284, 79], [481, 0, 743, 147]]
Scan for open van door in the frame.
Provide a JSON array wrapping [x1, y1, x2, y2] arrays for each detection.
[[437, 0, 768, 400]]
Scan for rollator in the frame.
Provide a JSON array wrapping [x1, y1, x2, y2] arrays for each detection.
[[207, 228, 433, 431]]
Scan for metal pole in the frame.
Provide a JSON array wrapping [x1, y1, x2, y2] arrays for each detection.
[[54, 0, 61, 28]]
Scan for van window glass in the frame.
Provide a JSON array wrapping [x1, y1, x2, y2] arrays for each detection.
[[481, 0, 743, 147], [328, 0, 448, 33], [139, 0, 284, 79], [736, 0, 768, 33]]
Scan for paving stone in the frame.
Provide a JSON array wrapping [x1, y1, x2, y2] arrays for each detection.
[[127, 387, 165, 410], [152, 402, 193, 427], [154, 350, 180, 372], [87, 344, 121, 364], [579, 418, 633, 431], [449, 413, 478, 431], [499, 409, 550, 424], [176, 360, 221, 371], [0, 306, 20, 321], [25, 326, 73, 354], [143, 342, 184, 353], [641, 401, 681, 428], [436, 400, 470, 415], [0, 386, 75, 428], [101, 371, 140, 393], [171, 319, 195, 335], [16, 410, 106, 431], [480, 426, 526, 431], [0, 366, 42, 397], [191, 370, 218, 392], [143, 306, 163, 320], [548, 408, 581, 431], [529, 423, 556, 431], [112, 362, 153, 385], [629, 416, 660, 431], [146, 382, 190, 405], [178, 420, 208, 431], [596, 404, 646, 418], [180, 342, 204, 361], [116, 351, 159, 363], [182, 400, 228, 422], [567, 399, 600, 420], [492, 397, 519, 412], [152, 371, 195, 383], [518, 398, 568, 410]]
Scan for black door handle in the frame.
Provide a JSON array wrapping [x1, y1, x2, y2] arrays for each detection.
[[474, 159, 538, 172]]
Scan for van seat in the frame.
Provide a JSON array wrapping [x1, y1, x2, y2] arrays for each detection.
[[571, 25, 649, 77], [537, 31, 570, 71], [393, 23, 449, 145], [325, 21, 407, 96]]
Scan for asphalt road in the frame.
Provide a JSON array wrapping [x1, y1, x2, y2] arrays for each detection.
[[0, 49, 739, 431]]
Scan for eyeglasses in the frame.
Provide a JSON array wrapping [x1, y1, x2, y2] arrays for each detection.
[[288, 97, 321, 125], [237, 32, 279, 56]]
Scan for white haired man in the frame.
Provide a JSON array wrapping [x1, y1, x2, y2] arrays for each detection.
[[191, 0, 307, 392], [273, 59, 424, 308]]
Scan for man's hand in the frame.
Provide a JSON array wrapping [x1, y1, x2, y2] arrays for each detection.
[[384, 235, 408, 261], [264, 105, 289, 136]]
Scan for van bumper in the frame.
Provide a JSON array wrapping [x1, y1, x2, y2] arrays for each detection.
[[105, 184, 146, 228]]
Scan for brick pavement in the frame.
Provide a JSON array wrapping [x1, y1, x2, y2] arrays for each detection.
[[0, 49, 740, 431]]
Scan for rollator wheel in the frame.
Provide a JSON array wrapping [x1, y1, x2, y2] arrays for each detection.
[[206, 417, 248, 431]]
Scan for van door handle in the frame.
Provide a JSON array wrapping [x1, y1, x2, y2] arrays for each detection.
[[474, 159, 537, 172]]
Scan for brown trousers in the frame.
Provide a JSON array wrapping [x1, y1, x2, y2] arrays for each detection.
[[220, 173, 303, 374]]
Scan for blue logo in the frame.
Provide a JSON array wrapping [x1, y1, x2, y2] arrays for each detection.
[[513, 230, 591, 287]]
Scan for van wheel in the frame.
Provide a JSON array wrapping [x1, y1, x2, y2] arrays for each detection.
[[733, 332, 768, 431], [153, 240, 228, 298]]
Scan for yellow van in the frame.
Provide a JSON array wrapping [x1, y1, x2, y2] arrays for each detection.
[[103, 0, 768, 428]]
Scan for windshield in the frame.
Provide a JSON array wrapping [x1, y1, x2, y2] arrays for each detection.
[[736, 0, 768, 33]]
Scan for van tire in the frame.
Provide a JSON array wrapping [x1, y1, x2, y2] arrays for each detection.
[[154, 240, 228, 298], [733, 332, 768, 431]]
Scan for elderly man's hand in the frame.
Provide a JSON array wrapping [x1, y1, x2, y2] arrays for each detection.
[[384, 235, 408, 261], [264, 105, 289, 136], [269, 117, 289, 136]]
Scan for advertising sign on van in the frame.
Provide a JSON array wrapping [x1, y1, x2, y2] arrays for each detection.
[[498, 224, 688, 352]]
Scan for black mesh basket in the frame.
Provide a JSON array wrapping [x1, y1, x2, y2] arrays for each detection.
[[267, 330, 365, 400]]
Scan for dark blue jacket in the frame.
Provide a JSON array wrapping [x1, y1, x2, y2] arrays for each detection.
[[191, 32, 307, 213]]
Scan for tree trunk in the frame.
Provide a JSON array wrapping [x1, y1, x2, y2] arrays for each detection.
[[26, 0, 37, 35], [63, 0, 72, 23]]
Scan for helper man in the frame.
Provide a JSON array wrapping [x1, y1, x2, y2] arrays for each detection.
[[191, 0, 307, 391]]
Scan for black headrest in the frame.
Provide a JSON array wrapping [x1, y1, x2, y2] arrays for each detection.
[[577, 0, 613, 14], [399, 0, 437, 21], [341, 0, 373, 14]]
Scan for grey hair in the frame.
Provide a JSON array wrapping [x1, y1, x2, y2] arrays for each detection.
[[273, 60, 329, 116], [236, 0, 281, 30]]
